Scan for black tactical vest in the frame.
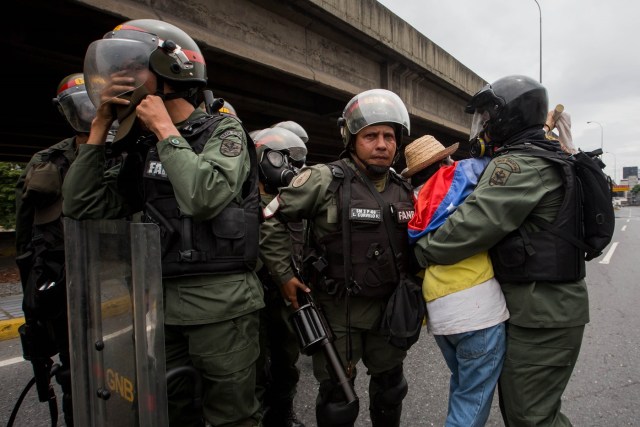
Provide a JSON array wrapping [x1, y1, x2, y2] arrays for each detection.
[[313, 160, 414, 298], [490, 142, 585, 282], [141, 114, 261, 278]]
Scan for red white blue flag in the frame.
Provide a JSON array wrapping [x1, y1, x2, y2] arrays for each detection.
[[408, 157, 490, 244]]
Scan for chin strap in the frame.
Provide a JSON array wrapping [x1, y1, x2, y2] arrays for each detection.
[[154, 75, 198, 102], [163, 87, 198, 101]]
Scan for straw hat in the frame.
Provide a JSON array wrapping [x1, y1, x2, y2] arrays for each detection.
[[401, 135, 459, 178]]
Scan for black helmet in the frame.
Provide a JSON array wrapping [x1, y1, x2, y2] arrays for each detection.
[[84, 19, 207, 145], [466, 75, 548, 143], [338, 89, 410, 149], [53, 73, 96, 133], [254, 127, 308, 194]]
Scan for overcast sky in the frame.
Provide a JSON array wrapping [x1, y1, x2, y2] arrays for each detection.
[[377, 0, 639, 182]]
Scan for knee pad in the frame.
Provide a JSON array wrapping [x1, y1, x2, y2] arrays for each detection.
[[316, 380, 360, 427], [371, 365, 408, 408]]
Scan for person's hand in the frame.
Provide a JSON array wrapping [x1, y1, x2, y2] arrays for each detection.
[[544, 110, 556, 133], [87, 73, 135, 146], [136, 95, 179, 140], [281, 276, 311, 310], [101, 71, 137, 106]]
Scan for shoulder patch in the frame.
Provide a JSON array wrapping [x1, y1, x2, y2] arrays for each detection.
[[489, 166, 511, 186], [220, 129, 242, 139], [220, 137, 243, 157], [494, 157, 521, 173], [292, 168, 312, 188], [489, 157, 521, 186]]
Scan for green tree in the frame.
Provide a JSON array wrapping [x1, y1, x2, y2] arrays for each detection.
[[631, 184, 640, 194], [0, 162, 24, 230]]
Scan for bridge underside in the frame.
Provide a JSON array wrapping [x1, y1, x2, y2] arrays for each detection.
[[6, 0, 484, 167]]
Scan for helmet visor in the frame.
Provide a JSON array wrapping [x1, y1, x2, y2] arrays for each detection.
[[84, 31, 158, 107], [254, 128, 308, 162], [469, 109, 491, 141], [272, 121, 309, 143], [59, 90, 96, 133], [343, 89, 410, 137]]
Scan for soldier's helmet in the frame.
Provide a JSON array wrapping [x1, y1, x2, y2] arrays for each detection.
[[466, 74, 548, 144], [338, 89, 410, 148], [254, 127, 307, 194], [53, 73, 96, 133], [83, 19, 207, 145], [272, 121, 309, 144], [272, 121, 308, 167]]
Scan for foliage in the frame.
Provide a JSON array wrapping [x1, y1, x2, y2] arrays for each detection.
[[631, 184, 640, 194], [0, 162, 24, 230]]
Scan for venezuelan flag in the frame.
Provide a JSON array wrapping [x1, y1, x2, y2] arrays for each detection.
[[408, 157, 490, 244]]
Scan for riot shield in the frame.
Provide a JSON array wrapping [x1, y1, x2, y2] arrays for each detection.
[[64, 218, 167, 427]]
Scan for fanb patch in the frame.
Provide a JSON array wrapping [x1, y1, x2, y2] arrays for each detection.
[[490, 158, 521, 186], [145, 160, 167, 178], [394, 208, 415, 223], [220, 137, 243, 157]]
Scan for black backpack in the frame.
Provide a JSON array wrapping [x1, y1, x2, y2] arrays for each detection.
[[502, 145, 615, 261]]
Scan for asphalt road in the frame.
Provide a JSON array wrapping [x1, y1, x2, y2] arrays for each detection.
[[293, 206, 640, 426], [1, 206, 638, 426]]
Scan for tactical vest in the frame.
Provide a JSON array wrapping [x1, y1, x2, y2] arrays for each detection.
[[141, 114, 261, 278], [490, 142, 585, 282], [310, 160, 414, 298]]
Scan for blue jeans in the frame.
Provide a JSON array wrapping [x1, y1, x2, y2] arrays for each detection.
[[434, 323, 506, 427]]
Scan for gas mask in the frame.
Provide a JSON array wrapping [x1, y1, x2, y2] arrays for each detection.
[[469, 136, 497, 158], [259, 148, 297, 195]]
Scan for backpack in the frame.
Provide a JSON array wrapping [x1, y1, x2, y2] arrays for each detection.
[[502, 145, 615, 261]]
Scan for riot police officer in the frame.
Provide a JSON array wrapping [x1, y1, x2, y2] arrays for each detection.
[[413, 75, 589, 426], [253, 126, 308, 427], [15, 72, 97, 427], [62, 19, 264, 426], [261, 89, 416, 427]]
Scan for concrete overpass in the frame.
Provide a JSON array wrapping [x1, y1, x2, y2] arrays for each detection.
[[6, 0, 486, 167]]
